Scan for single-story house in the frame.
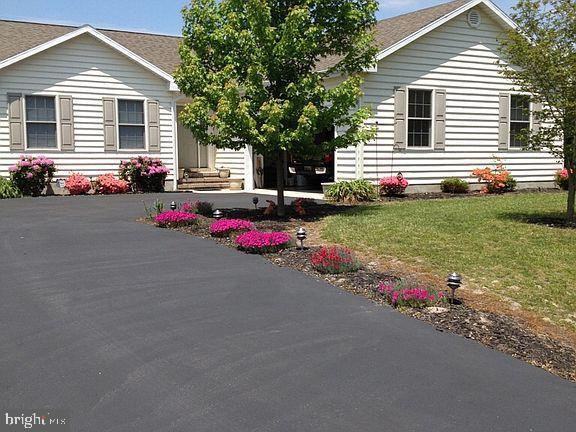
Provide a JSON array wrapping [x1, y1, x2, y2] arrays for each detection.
[[0, 0, 562, 193]]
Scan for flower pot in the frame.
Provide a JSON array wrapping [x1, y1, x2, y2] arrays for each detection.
[[218, 168, 231, 179]]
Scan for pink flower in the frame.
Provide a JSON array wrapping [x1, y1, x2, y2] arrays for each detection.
[[235, 231, 291, 253], [210, 219, 255, 237], [154, 210, 198, 228]]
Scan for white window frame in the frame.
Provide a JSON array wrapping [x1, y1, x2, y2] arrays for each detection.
[[23, 93, 60, 151], [116, 96, 148, 152], [508, 93, 532, 149], [406, 86, 435, 150]]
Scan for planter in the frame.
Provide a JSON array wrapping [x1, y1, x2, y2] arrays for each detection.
[[229, 179, 243, 190], [321, 182, 335, 197], [218, 168, 231, 179]]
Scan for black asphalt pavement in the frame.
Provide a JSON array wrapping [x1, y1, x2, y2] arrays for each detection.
[[1, 193, 575, 431]]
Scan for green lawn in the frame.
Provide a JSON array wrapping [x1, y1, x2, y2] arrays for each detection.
[[321, 192, 576, 330]]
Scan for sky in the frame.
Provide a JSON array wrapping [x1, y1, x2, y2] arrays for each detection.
[[0, 0, 516, 36]]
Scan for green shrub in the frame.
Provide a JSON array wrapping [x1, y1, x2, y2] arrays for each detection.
[[0, 177, 22, 199], [325, 180, 377, 203], [440, 177, 469, 194]]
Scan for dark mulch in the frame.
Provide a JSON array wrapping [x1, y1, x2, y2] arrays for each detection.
[[143, 204, 576, 382]]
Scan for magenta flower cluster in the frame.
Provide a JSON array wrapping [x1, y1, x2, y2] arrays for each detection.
[[235, 231, 292, 254], [210, 219, 255, 237], [377, 280, 445, 308], [379, 175, 409, 196], [119, 156, 169, 192], [9, 155, 57, 196], [154, 210, 198, 228]]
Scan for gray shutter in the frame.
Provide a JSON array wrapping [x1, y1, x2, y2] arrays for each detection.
[[147, 100, 160, 152], [394, 87, 406, 150], [434, 89, 447, 150], [498, 93, 510, 151], [8, 93, 24, 151], [532, 102, 542, 134], [102, 97, 117, 151], [59, 95, 75, 151]]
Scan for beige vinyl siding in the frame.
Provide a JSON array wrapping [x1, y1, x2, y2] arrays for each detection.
[[355, 6, 561, 186], [0, 34, 176, 182]]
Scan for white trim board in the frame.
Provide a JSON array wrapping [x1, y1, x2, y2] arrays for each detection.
[[0, 25, 179, 91]]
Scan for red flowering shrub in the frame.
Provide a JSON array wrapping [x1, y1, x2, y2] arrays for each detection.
[[210, 219, 255, 237], [379, 174, 408, 196], [310, 246, 361, 274], [8, 155, 56, 196], [94, 174, 129, 195], [235, 231, 292, 254], [377, 279, 445, 308], [154, 210, 198, 228], [290, 198, 317, 216], [555, 168, 571, 190], [471, 163, 516, 194], [65, 173, 91, 195]]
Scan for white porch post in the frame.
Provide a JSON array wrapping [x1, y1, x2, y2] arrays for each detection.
[[244, 145, 254, 191], [171, 100, 179, 191]]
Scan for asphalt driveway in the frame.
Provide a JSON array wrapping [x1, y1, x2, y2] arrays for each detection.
[[1, 193, 575, 432]]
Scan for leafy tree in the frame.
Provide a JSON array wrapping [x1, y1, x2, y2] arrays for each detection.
[[175, 0, 377, 215], [499, 0, 576, 223]]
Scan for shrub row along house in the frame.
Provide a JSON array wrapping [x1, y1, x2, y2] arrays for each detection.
[[0, 0, 562, 193]]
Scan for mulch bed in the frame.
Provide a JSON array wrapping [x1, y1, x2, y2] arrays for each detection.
[[143, 203, 576, 382]]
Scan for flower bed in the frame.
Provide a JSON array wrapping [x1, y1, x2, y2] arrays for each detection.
[[377, 279, 445, 308], [94, 174, 129, 194], [154, 210, 198, 228], [310, 246, 361, 274], [9, 155, 56, 196], [65, 173, 91, 195], [235, 230, 292, 253], [210, 219, 255, 237]]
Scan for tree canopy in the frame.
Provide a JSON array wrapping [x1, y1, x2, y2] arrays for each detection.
[[174, 0, 378, 213], [499, 0, 576, 222]]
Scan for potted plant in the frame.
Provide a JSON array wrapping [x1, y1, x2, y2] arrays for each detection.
[[218, 166, 231, 178]]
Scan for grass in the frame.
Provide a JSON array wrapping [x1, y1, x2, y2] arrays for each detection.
[[321, 192, 576, 330]]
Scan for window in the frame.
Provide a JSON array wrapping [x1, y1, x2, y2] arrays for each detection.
[[26, 96, 57, 148], [407, 89, 432, 148], [509, 94, 531, 148], [118, 99, 145, 149]]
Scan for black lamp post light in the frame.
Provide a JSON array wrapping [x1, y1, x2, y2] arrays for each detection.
[[446, 272, 462, 304], [170, 201, 177, 211], [213, 209, 224, 220], [252, 196, 259, 210], [296, 227, 307, 250]]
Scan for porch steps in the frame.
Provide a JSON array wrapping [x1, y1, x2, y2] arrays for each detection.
[[177, 170, 231, 191]]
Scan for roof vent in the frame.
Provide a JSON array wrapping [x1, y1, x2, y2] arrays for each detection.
[[467, 9, 481, 28]]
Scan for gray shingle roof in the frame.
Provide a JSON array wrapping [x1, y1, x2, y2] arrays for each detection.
[[0, 20, 182, 75], [0, 0, 471, 76]]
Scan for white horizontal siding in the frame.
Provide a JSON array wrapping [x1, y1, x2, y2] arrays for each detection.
[[349, 6, 562, 185], [0, 34, 176, 184], [215, 148, 245, 179]]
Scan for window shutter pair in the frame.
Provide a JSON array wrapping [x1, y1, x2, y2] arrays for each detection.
[[8, 93, 74, 151], [393, 87, 447, 150], [102, 98, 160, 152]]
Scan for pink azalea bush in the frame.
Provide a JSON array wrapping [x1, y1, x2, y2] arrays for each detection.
[[555, 168, 571, 190], [379, 174, 408, 197], [154, 210, 199, 228], [210, 219, 255, 237], [310, 246, 361, 274], [119, 156, 169, 192], [377, 279, 445, 308], [64, 173, 91, 195], [94, 173, 129, 195], [9, 155, 56, 196], [235, 231, 292, 254]]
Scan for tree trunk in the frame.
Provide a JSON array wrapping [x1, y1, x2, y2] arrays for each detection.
[[276, 149, 286, 217], [568, 172, 575, 225]]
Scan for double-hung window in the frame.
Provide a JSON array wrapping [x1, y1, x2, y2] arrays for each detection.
[[25, 95, 57, 149], [407, 89, 433, 148], [118, 99, 145, 149], [509, 94, 531, 148]]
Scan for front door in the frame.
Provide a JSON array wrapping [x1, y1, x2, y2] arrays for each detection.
[[177, 106, 213, 170]]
